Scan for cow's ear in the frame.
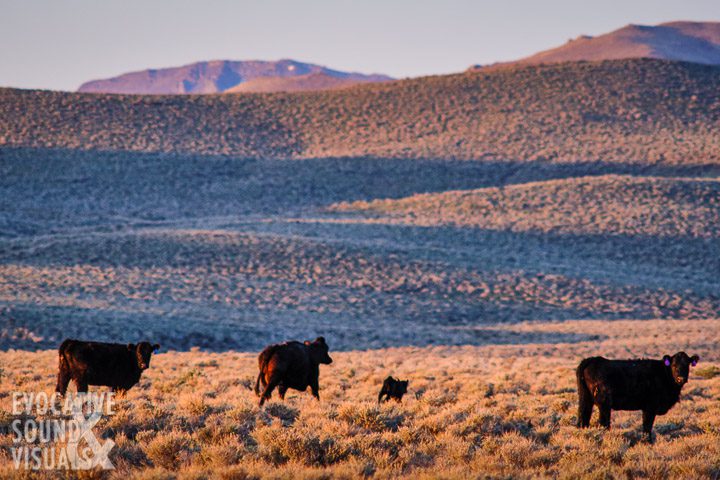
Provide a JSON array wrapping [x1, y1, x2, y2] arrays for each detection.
[[690, 355, 699, 367], [153, 344, 160, 352], [663, 355, 672, 367], [315, 336, 326, 345], [304, 340, 312, 346]]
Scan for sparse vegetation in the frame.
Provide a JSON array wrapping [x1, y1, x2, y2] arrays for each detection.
[[330, 175, 720, 237], [3, 59, 720, 164], [695, 366, 720, 379], [1, 149, 718, 352], [0, 335, 718, 478], [1, 53, 719, 478]]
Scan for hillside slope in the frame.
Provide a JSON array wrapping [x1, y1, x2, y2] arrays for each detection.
[[3, 59, 720, 164], [491, 21, 720, 67], [330, 175, 720, 238], [225, 72, 384, 93], [77, 59, 391, 94]]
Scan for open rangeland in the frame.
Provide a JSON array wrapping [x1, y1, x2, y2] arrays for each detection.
[[1, 148, 718, 478], [2, 54, 720, 478], [0, 319, 718, 479]]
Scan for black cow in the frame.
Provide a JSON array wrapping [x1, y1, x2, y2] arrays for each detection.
[[55, 339, 160, 395], [576, 352, 699, 441], [378, 376, 409, 403], [254, 337, 332, 407]]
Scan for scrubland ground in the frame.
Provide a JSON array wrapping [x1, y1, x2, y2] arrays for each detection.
[[0, 321, 718, 479], [1, 88, 719, 478], [2, 151, 719, 352]]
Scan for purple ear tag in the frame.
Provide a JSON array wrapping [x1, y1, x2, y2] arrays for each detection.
[[691, 359, 698, 367], [664, 358, 671, 366]]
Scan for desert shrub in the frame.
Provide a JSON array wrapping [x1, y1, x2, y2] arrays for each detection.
[[145, 430, 197, 469], [455, 412, 535, 439], [695, 365, 720, 379], [177, 395, 210, 418], [113, 432, 151, 469], [337, 404, 405, 432], [419, 389, 457, 407], [254, 424, 349, 466], [262, 403, 299, 426], [197, 435, 245, 467]]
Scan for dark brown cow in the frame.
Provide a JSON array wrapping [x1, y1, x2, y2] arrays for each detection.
[[576, 352, 699, 442], [378, 376, 409, 403], [55, 339, 160, 395], [254, 337, 332, 406]]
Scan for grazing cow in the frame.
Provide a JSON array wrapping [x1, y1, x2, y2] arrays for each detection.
[[254, 337, 332, 407], [378, 376, 409, 403], [576, 352, 699, 441], [55, 339, 160, 395]]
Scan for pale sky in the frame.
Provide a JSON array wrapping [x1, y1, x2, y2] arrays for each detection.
[[1, 0, 718, 91]]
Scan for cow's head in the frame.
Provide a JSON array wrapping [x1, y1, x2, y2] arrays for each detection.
[[128, 342, 160, 370], [306, 336, 333, 365], [663, 352, 699, 386]]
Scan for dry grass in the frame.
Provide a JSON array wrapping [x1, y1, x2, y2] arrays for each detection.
[[2, 62, 720, 477], [0, 320, 718, 479]]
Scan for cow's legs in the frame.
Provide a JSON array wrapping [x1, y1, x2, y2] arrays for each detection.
[[577, 397, 593, 428], [254, 372, 267, 397], [642, 410, 656, 443], [378, 388, 387, 404], [75, 377, 89, 394], [598, 403, 612, 429], [310, 378, 320, 401], [278, 385, 288, 400], [259, 375, 281, 407], [55, 368, 71, 396]]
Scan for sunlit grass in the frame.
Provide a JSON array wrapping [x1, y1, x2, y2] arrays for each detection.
[[1, 325, 718, 478]]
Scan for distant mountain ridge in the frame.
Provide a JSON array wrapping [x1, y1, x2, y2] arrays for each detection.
[[77, 59, 392, 94], [473, 21, 720, 69]]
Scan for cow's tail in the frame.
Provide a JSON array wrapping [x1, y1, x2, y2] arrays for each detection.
[[254, 371, 263, 396], [576, 358, 594, 395], [254, 344, 281, 396], [575, 357, 595, 427], [254, 355, 265, 396]]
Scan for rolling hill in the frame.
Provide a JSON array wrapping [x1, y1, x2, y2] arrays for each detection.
[[2, 21, 720, 479], [77, 59, 392, 94], [225, 71, 382, 93], [330, 175, 720, 238], [3, 59, 720, 165], [474, 21, 720, 68]]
